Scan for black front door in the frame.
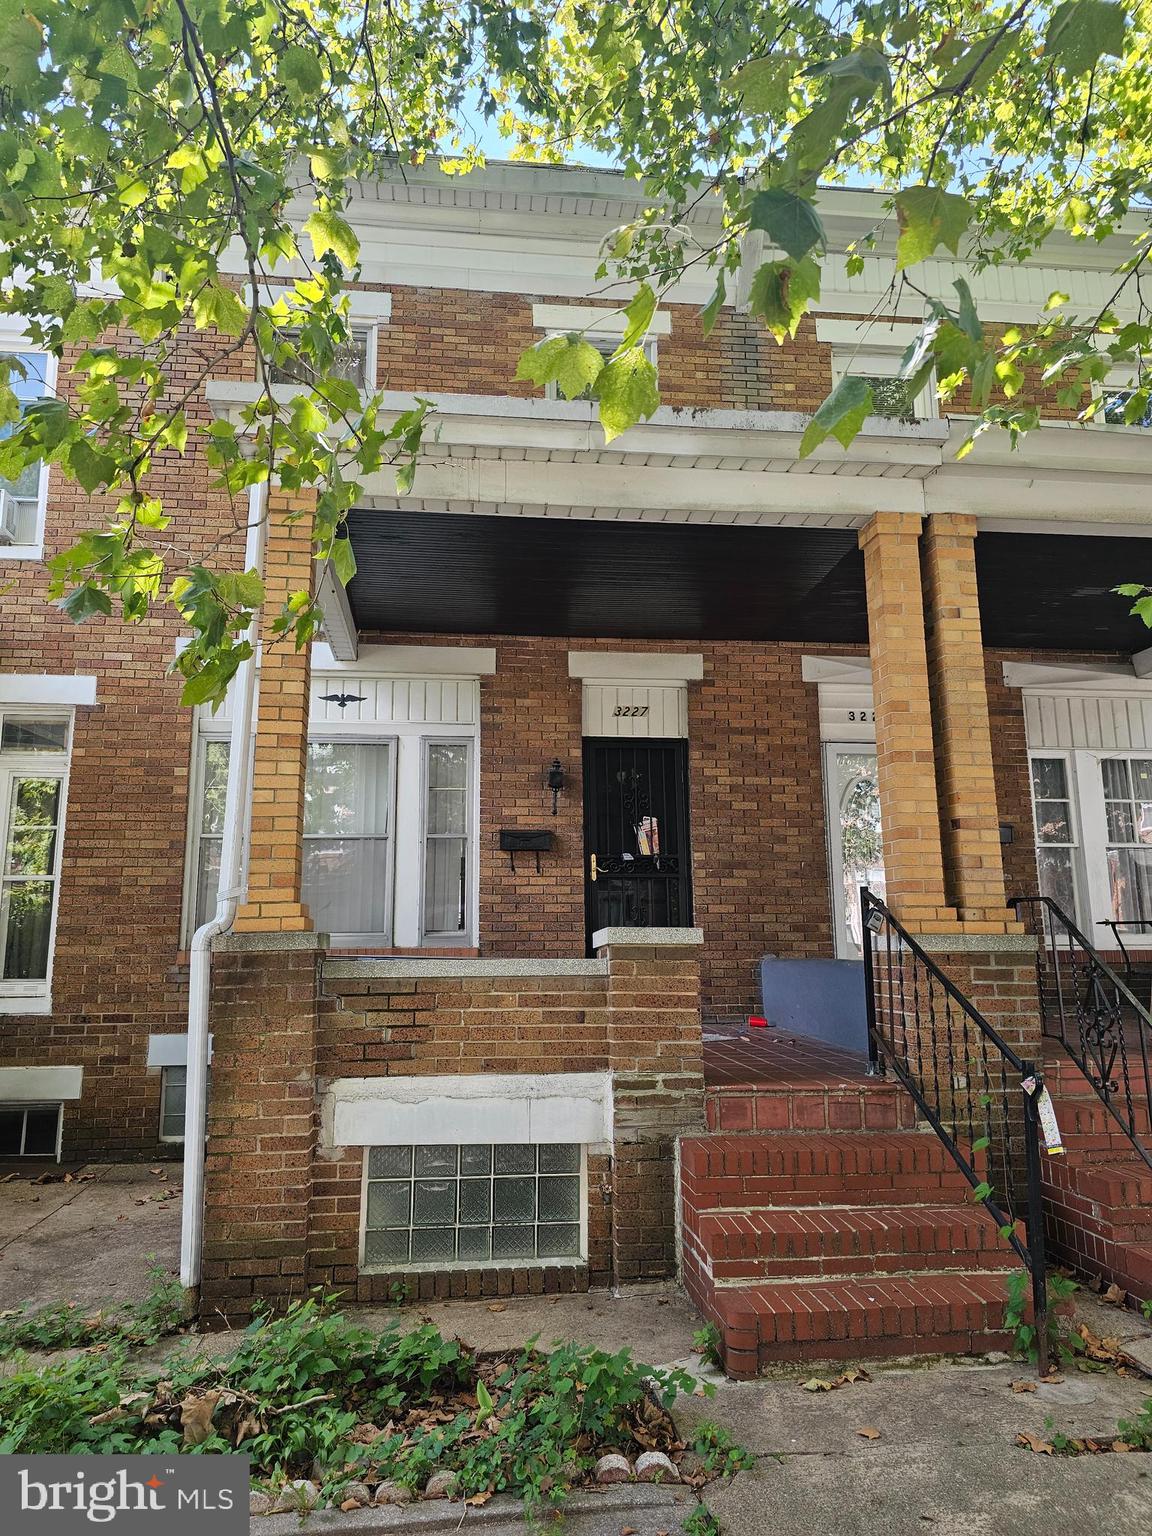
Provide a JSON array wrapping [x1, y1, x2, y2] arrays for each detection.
[[583, 738, 693, 951]]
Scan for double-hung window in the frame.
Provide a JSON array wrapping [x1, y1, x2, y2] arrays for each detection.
[[0, 350, 54, 555], [1100, 757, 1152, 923], [0, 712, 70, 1006], [1029, 756, 1080, 916], [188, 728, 474, 948]]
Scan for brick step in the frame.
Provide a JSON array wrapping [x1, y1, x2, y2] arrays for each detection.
[[1047, 1230, 1152, 1298], [1048, 1098, 1147, 1157], [705, 1081, 919, 1134], [1043, 1154, 1152, 1216], [681, 1133, 973, 1210], [701, 1271, 1015, 1374], [693, 1205, 1018, 1282], [1040, 1052, 1152, 1103]]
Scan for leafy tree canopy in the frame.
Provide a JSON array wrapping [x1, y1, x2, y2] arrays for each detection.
[[1, 0, 1150, 698]]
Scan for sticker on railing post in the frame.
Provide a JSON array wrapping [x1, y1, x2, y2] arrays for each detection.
[[1023, 1075, 1065, 1155]]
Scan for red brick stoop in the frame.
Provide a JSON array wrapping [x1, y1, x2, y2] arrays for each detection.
[[680, 1119, 1021, 1376], [1039, 1047, 1152, 1301]]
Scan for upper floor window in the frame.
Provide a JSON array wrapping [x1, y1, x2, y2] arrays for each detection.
[[831, 349, 934, 423], [543, 334, 658, 402], [0, 710, 71, 1008], [265, 324, 375, 392], [0, 351, 53, 555], [1100, 387, 1152, 428]]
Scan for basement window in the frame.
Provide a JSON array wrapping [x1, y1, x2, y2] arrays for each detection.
[[362, 1143, 584, 1269], [543, 334, 657, 402], [159, 1066, 187, 1143], [0, 1102, 61, 1158]]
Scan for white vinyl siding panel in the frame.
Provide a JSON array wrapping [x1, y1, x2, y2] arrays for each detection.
[[1024, 693, 1152, 752], [581, 684, 688, 738]]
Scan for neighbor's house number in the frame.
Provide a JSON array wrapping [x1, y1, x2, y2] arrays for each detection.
[[613, 705, 650, 718], [847, 710, 875, 722]]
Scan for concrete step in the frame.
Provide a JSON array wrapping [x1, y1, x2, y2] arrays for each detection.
[[699, 1272, 1016, 1375], [691, 1204, 1018, 1283], [680, 1133, 973, 1211]]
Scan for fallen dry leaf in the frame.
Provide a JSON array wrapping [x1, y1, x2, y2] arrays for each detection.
[[1010, 1380, 1038, 1394], [801, 1377, 835, 1392], [340, 1500, 360, 1512], [180, 1392, 220, 1447], [857, 1427, 881, 1440], [1077, 1324, 1122, 1364], [1016, 1432, 1055, 1455], [1112, 1440, 1135, 1453], [465, 1493, 492, 1507], [1101, 1283, 1126, 1306], [486, 1303, 506, 1313]]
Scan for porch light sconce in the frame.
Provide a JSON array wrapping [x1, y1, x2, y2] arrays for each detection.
[[547, 759, 566, 816]]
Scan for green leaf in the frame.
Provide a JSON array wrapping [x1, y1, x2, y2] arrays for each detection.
[[700, 272, 726, 337], [329, 537, 356, 587], [809, 46, 893, 104], [193, 283, 249, 337], [972, 1136, 991, 1152], [302, 209, 360, 268], [1045, 1, 1127, 75], [747, 257, 821, 341], [66, 437, 118, 494], [280, 45, 324, 98], [597, 347, 660, 443], [475, 1379, 494, 1417], [515, 335, 605, 400], [971, 1181, 993, 1202], [58, 583, 113, 622], [723, 54, 796, 114], [798, 375, 872, 459], [621, 282, 657, 351], [953, 278, 982, 345], [748, 189, 826, 263], [894, 186, 972, 269]]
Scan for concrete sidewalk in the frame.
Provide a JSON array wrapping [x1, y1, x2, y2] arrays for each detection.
[[1, 1166, 1150, 1534]]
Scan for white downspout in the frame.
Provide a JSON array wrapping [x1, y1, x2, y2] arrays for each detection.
[[180, 481, 269, 1292]]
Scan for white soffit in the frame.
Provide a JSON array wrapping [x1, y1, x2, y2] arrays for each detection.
[[0, 675, 97, 706], [532, 303, 673, 336], [568, 650, 704, 683], [0, 1065, 83, 1101]]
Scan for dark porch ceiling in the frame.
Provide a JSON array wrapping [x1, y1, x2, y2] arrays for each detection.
[[344, 510, 1152, 653]]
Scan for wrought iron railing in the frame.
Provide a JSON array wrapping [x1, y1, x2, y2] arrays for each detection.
[[861, 888, 1050, 1371], [1095, 917, 1152, 986], [1011, 896, 1152, 1171]]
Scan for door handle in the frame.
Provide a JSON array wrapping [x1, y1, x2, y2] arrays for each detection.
[[590, 853, 598, 883]]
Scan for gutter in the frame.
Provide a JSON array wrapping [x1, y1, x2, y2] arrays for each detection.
[[179, 481, 269, 1294]]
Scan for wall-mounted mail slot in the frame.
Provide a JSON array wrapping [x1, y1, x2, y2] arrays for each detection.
[[499, 828, 554, 871]]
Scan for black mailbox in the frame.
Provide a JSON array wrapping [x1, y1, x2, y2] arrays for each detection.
[[499, 828, 554, 871]]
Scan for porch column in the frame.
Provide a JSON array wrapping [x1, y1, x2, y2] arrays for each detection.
[[921, 513, 1014, 926], [598, 927, 705, 1284], [858, 512, 955, 928], [233, 487, 316, 933]]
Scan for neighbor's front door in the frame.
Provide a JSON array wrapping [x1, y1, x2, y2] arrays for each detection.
[[824, 743, 886, 959], [582, 738, 693, 952]]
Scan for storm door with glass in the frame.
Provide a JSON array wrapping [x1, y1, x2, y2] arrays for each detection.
[[825, 744, 886, 959]]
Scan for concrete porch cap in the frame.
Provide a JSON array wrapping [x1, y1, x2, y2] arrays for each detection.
[[592, 926, 703, 948]]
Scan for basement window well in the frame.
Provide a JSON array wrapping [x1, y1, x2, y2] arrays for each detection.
[[362, 1143, 584, 1269]]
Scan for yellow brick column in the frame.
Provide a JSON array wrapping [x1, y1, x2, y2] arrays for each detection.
[[233, 488, 316, 933], [858, 512, 955, 928], [922, 513, 1017, 928]]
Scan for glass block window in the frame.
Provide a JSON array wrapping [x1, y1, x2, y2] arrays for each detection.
[[853, 373, 918, 421], [266, 326, 372, 390], [363, 1143, 583, 1268], [0, 1102, 61, 1157]]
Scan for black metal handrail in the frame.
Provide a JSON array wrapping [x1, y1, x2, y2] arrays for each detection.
[[1011, 895, 1152, 1171], [1095, 917, 1152, 984], [861, 887, 1049, 1371]]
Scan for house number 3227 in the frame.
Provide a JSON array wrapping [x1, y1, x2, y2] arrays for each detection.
[[613, 705, 650, 717]]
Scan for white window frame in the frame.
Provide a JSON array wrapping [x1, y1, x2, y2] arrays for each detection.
[[184, 716, 480, 951], [246, 285, 388, 396], [417, 736, 475, 947], [542, 332, 658, 402], [0, 345, 57, 560], [1026, 750, 1084, 923], [829, 347, 937, 422], [0, 707, 72, 1012], [0, 1101, 63, 1159], [158, 1064, 187, 1144], [1091, 367, 1152, 430], [358, 1142, 588, 1274], [823, 741, 884, 961]]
